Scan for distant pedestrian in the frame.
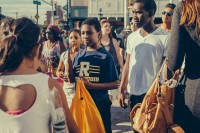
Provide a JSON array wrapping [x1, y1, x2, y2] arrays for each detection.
[[56, 29, 82, 107], [100, 19, 124, 101], [40, 25, 65, 73], [157, 3, 176, 32]]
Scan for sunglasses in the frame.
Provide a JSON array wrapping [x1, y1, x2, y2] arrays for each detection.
[[162, 11, 173, 16]]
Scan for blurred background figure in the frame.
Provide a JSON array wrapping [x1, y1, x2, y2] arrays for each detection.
[[130, 19, 138, 32], [61, 30, 69, 50], [158, 3, 176, 32], [0, 17, 15, 41], [74, 21, 81, 30], [122, 25, 132, 63], [40, 25, 65, 74], [41, 27, 47, 42], [100, 19, 124, 101], [56, 29, 82, 107]]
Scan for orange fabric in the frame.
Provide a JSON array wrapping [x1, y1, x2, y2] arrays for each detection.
[[70, 80, 105, 133]]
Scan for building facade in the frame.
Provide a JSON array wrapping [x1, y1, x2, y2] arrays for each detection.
[[63, 0, 180, 28]]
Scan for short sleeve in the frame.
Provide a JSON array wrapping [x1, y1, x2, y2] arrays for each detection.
[[126, 34, 132, 54], [163, 35, 169, 57], [60, 51, 68, 62], [105, 54, 119, 82]]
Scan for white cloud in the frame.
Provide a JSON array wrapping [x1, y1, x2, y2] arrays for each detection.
[[0, 0, 67, 24]]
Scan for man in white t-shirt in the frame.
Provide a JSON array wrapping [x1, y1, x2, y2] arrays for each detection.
[[118, 0, 169, 110]]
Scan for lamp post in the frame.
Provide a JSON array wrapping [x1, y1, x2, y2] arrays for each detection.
[[33, 0, 41, 24], [98, 8, 103, 21], [124, 0, 130, 29]]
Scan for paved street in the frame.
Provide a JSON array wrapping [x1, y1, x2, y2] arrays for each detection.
[[111, 100, 133, 133]]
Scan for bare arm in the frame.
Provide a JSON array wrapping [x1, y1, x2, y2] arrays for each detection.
[[166, 3, 185, 73], [118, 54, 130, 108], [48, 78, 80, 133], [82, 77, 118, 90], [113, 38, 124, 69], [119, 54, 130, 93]]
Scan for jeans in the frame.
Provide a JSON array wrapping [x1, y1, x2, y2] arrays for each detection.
[[128, 93, 146, 111], [94, 97, 112, 133]]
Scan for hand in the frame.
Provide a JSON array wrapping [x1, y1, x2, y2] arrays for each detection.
[[57, 71, 64, 78], [118, 92, 127, 109], [80, 76, 92, 89]]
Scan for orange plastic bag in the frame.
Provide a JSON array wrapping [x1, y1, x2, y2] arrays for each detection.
[[70, 80, 106, 133]]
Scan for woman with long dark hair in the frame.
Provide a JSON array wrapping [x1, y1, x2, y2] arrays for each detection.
[[0, 17, 79, 133]]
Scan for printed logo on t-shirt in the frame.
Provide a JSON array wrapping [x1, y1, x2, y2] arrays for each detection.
[[79, 62, 90, 76], [75, 61, 100, 82]]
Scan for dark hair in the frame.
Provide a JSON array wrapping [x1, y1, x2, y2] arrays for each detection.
[[165, 3, 176, 9], [133, 0, 157, 16], [47, 25, 60, 41], [68, 29, 81, 37], [0, 17, 40, 72], [81, 18, 101, 32]]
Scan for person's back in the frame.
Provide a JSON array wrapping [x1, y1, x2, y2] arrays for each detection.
[[0, 17, 80, 133], [0, 73, 51, 133]]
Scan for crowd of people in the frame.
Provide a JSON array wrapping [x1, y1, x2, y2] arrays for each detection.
[[0, 0, 199, 132]]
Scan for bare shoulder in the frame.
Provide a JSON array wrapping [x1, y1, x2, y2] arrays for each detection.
[[48, 77, 62, 91], [112, 38, 119, 47], [112, 38, 118, 43]]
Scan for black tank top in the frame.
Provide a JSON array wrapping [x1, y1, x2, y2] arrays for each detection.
[[102, 38, 119, 66]]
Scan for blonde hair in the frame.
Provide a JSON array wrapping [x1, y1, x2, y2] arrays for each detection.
[[180, 0, 200, 38]]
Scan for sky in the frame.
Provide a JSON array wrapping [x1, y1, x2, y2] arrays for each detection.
[[0, 0, 66, 24]]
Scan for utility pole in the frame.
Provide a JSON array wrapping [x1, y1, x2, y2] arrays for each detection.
[[98, 8, 103, 21], [124, 0, 129, 29], [16, 12, 18, 19], [33, 0, 41, 24]]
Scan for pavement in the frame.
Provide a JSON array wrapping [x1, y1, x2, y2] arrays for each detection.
[[111, 99, 133, 133]]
